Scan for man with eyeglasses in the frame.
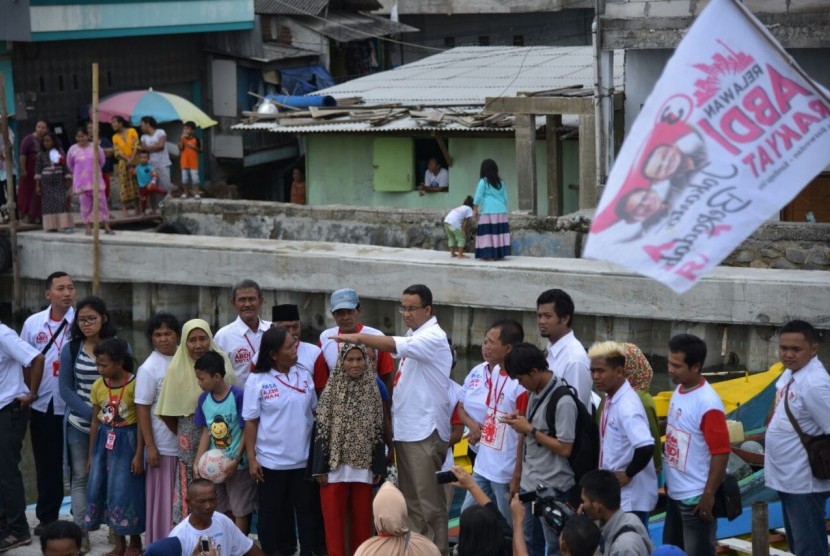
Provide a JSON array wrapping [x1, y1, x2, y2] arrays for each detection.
[[333, 284, 453, 555]]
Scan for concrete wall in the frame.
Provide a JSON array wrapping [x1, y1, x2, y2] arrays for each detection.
[[604, 0, 828, 19], [305, 134, 580, 216], [723, 223, 830, 271], [162, 199, 830, 266], [392, 10, 593, 65], [161, 199, 587, 258], [9, 230, 830, 373], [602, 1, 830, 49]]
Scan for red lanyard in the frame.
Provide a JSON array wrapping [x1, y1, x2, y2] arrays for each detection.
[[46, 319, 68, 354], [106, 375, 131, 412], [243, 332, 256, 353], [486, 368, 509, 410], [272, 370, 307, 394]]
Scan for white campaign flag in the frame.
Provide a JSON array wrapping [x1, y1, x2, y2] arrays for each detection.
[[583, 0, 830, 293]]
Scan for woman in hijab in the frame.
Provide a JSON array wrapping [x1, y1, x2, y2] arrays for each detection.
[[354, 482, 441, 556], [155, 319, 235, 523], [313, 343, 386, 556], [621, 342, 661, 475]]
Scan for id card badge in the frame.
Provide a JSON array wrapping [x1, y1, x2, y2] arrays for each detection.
[[105, 430, 116, 451], [480, 409, 508, 451], [52, 360, 60, 377]]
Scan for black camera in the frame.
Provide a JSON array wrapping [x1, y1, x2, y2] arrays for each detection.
[[518, 484, 575, 534]]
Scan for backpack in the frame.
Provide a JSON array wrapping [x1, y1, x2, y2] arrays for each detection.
[[611, 524, 651, 555], [545, 381, 600, 484]]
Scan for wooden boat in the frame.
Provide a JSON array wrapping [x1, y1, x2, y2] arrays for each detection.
[[654, 363, 784, 432]]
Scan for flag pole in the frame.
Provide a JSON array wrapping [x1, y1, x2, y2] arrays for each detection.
[[91, 63, 100, 295], [0, 73, 21, 319]]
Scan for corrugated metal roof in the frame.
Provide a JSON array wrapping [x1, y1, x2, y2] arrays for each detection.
[[310, 46, 623, 105], [293, 11, 418, 42], [233, 46, 621, 134], [255, 0, 328, 15], [260, 42, 320, 62], [234, 112, 579, 133]]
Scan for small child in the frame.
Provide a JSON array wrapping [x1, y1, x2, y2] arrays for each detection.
[[193, 351, 257, 534], [132, 151, 167, 214], [86, 338, 145, 555], [178, 121, 203, 199], [443, 195, 475, 259]]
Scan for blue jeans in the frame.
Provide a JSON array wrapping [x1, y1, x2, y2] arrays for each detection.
[[66, 425, 90, 528], [779, 490, 830, 556], [460, 472, 511, 525], [522, 501, 560, 556], [663, 497, 716, 556]]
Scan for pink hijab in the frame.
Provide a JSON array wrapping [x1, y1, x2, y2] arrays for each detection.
[[354, 482, 441, 556]]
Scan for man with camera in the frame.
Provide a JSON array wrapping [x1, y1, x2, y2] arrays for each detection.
[[765, 320, 830, 556], [579, 470, 653, 556], [503, 343, 578, 556]]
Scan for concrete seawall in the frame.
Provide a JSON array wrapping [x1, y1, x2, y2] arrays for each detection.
[[161, 199, 830, 270], [9, 230, 829, 372]]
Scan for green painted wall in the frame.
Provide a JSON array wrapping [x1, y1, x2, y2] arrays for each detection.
[[306, 134, 579, 216]]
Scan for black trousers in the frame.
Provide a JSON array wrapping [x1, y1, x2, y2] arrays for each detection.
[[29, 402, 65, 524], [0, 400, 30, 538], [258, 467, 323, 556]]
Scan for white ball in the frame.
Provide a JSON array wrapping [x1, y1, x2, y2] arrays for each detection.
[[197, 449, 233, 484]]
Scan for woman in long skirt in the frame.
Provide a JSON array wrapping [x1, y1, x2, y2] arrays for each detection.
[[35, 133, 74, 233], [473, 159, 511, 261]]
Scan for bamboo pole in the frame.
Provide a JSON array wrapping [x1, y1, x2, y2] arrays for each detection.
[[91, 63, 100, 295], [0, 72, 21, 319], [751, 501, 770, 556]]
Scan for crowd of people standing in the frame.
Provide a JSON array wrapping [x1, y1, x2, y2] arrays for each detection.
[[1, 117, 203, 232], [0, 273, 828, 556]]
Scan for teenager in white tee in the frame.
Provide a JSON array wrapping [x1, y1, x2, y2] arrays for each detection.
[[589, 341, 657, 526], [662, 334, 729, 556], [168, 480, 262, 556]]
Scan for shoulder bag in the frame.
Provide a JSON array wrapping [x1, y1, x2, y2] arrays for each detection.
[[783, 383, 830, 480]]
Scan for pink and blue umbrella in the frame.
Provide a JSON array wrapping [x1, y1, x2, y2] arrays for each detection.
[[98, 89, 218, 128]]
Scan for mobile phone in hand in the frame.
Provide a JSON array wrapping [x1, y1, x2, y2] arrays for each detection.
[[199, 535, 211, 552], [435, 470, 456, 484]]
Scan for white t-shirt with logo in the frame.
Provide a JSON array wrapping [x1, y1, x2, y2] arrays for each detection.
[[214, 317, 271, 387], [169, 512, 253, 556], [21, 306, 74, 413], [242, 367, 317, 470], [599, 380, 658, 512], [134, 350, 178, 457], [664, 381, 724, 500], [473, 365, 528, 484]]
